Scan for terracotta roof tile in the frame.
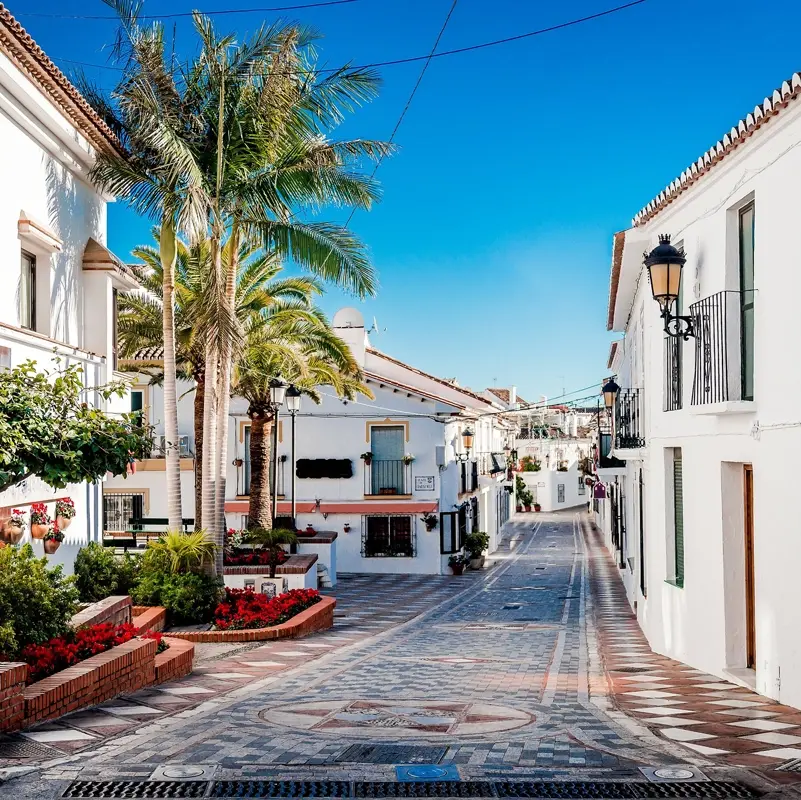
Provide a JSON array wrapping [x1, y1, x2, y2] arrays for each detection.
[[0, 4, 121, 154], [634, 72, 801, 226], [607, 230, 626, 331]]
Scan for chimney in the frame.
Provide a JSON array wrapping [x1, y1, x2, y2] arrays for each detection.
[[331, 307, 367, 367], [509, 385, 517, 407]]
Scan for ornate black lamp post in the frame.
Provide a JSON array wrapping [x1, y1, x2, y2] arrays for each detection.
[[269, 377, 288, 522]]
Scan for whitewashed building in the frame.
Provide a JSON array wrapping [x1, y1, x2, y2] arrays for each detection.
[[0, 7, 137, 572], [106, 308, 515, 576], [595, 70, 801, 708]]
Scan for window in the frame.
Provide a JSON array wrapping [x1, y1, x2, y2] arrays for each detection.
[[672, 448, 684, 587], [111, 289, 119, 370], [638, 469, 646, 597], [370, 425, 405, 494], [131, 389, 145, 428], [470, 496, 479, 532], [362, 515, 414, 557], [103, 492, 145, 532], [739, 203, 755, 401], [440, 511, 458, 553], [557, 484, 565, 503], [578, 476, 586, 496], [20, 252, 35, 330], [457, 504, 468, 548]]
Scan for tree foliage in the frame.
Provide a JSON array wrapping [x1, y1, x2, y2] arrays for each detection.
[[0, 360, 153, 494]]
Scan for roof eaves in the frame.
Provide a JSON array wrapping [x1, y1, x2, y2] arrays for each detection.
[[367, 348, 495, 407], [0, 4, 122, 155], [364, 371, 465, 409], [607, 230, 626, 331], [607, 341, 619, 370], [634, 72, 801, 226]]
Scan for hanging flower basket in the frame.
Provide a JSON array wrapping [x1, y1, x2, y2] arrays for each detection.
[[2, 509, 25, 544], [360, 451, 373, 466], [43, 523, 65, 554], [402, 454, 415, 465], [55, 498, 75, 530], [29, 503, 51, 539]]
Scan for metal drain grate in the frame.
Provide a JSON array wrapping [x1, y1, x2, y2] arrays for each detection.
[[775, 758, 801, 771], [610, 666, 653, 674], [0, 735, 63, 760], [63, 782, 208, 798], [335, 745, 447, 765], [63, 780, 760, 799], [353, 782, 494, 797], [211, 781, 352, 797]]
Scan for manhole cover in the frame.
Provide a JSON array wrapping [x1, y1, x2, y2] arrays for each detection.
[[335, 745, 447, 765], [655, 770, 696, 781], [0, 735, 62, 760], [396, 765, 459, 782], [612, 666, 652, 673]]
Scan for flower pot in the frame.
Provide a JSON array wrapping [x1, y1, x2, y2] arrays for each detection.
[[43, 539, 61, 554], [450, 564, 464, 576], [30, 523, 48, 539], [524, 505, 532, 513], [3, 523, 24, 544], [305, 527, 316, 536], [534, 504, 541, 512], [516, 505, 523, 513], [469, 557, 483, 570], [56, 515, 73, 531]]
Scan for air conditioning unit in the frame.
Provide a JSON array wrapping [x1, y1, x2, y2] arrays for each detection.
[[154, 435, 167, 455], [179, 435, 192, 457]]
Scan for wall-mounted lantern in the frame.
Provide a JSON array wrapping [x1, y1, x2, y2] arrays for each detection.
[[644, 234, 695, 339], [602, 379, 619, 413]]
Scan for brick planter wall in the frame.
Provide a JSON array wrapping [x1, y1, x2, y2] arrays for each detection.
[[167, 595, 336, 643], [223, 554, 318, 575], [70, 596, 132, 630], [23, 637, 156, 727], [153, 638, 194, 685], [132, 606, 167, 634], [0, 663, 26, 732]]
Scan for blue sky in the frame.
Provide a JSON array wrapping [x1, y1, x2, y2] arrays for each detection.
[[17, 0, 801, 403]]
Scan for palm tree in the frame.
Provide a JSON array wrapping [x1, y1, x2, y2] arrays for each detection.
[[232, 314, 372, 529], [117, 229, 324, 527], [242, 527, 298, 578], [79, 3, 208, 531]]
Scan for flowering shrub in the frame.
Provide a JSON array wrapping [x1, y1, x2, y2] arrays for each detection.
[[213, 588, 321, 631], [29, 503, 51, 526], [20, 622, 138, 684], [225, 547, 289, 567], [141, 630, 170, 654], [55, 498, 76, 519], [44, 522, 64, 542]]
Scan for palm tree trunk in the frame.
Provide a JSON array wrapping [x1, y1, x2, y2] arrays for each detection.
[[159, 221, 183, 530], [202, 346, 220, 572], [193, 373, 205, 531], [247, 412, 273, 529]]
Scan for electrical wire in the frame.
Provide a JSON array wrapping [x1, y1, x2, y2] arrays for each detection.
[[16, 0, 362, 20], [48, 0, 649, 74]]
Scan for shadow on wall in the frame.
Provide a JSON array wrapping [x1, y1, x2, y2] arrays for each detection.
[[46, 156, 103, 346]]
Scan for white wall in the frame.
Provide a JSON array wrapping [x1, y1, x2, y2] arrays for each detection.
[[605, 96, 801, 707]]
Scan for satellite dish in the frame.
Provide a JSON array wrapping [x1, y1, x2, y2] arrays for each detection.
[[368, 316, 387, 335]]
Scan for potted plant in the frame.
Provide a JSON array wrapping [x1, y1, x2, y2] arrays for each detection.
[[402, 454, 415, 465], [305, 524, 316, 536], [232, 457, 244, 467], [464, 532, 489, 569], [360, 451, 373, 465], [29, 503, 51, 539], [55, 498, 75, 530], [448, 553, 467, 576], [3, 509, 25, 544], [421, 512, 438, 532], [242, 528, 298, 579], [43, 523, 65, 554], [343, 523, 351, 533], [534, 502, 542, 512]]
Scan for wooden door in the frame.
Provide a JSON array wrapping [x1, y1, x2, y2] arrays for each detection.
[[744, 465, 756, 669]]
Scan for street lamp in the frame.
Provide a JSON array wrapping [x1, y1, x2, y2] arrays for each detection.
[[455, 427, 474, 463], [644, 234, 695, 339], [602, 379, 619, 414], [285, 385, 301, 529], [269, 377, 288, 522]]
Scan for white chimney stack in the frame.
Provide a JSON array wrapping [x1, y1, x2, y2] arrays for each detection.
[[509, 385, 517, 407]]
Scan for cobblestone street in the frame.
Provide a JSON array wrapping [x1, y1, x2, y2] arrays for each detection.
[[1, 512, 795, 797]]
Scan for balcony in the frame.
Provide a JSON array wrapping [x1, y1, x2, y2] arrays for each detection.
[[690, 291, 755, 413], [614, 389, 645, 450], [365, 459, 411, 497]]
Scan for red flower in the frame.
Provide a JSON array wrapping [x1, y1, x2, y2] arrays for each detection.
[[213, 588, 321, 630]]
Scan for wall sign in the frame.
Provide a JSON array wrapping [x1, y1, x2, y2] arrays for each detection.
[[414, 476, 435, 491]]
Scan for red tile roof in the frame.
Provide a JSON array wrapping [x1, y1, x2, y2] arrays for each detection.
[[0, 4, 121, 154], [607, 231, 626, 331], [634, 72, 801, 226]]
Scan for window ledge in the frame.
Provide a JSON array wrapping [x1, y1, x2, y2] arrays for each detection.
[[690, 401, 757, 416], [664, 579, 684, 589], [610, 448, 645, 462], [363, 494, 413, 500]]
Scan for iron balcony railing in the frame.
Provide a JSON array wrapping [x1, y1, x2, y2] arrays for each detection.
[[690, 290, 749, 405], [664, 335, 682, 411], [614, 389, 645, 449], [365, 459, 411, 496]]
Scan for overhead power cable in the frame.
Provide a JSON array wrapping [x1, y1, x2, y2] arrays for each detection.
[[16, 0, 362, 20], [48, 0, 649, 74]]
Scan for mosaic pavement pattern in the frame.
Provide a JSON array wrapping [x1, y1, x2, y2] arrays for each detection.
[[586, 522, 801, 769]]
